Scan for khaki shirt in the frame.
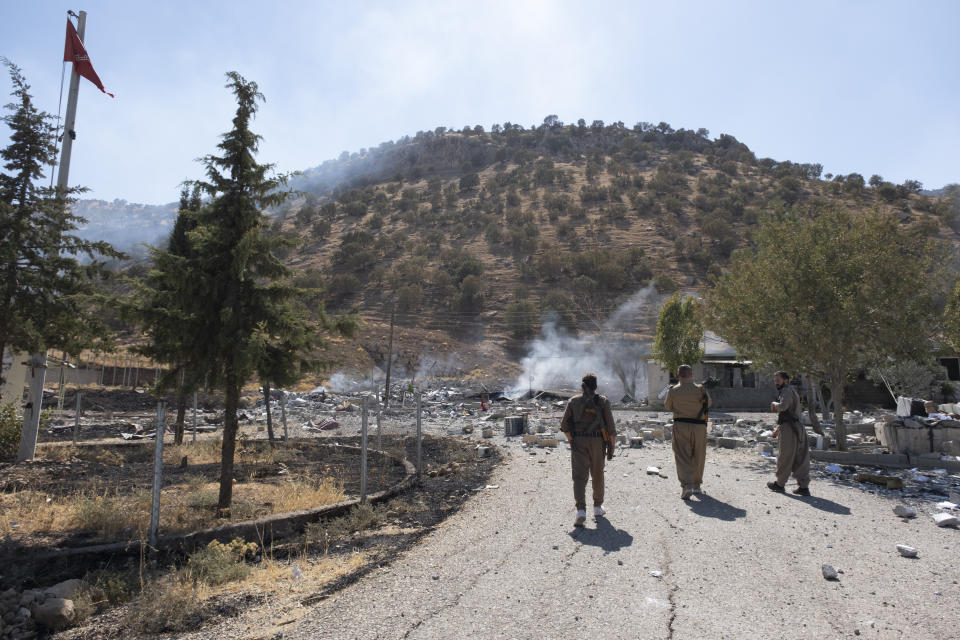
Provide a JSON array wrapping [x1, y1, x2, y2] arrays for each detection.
[[664, 380, 711, 420], [772, 384, 802, 421], [561, 393, 616, 437]]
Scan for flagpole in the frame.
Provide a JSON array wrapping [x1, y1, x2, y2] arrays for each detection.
[[18, 10, 87, 462]]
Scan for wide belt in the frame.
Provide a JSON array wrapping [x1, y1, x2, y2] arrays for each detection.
[[571, 431, 603, 438], [674, 418, 707, 425]]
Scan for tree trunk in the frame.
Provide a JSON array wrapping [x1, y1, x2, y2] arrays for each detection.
[[830, 374, 847, 451], [804, 374, 823, 435], [217, 378, 240, 517], [174, 395, 187, 445], [263, 382, 275, 445]]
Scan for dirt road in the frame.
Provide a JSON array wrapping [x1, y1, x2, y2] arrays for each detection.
[[282, 439, 959, 640]]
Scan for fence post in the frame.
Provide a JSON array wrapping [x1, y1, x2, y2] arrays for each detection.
[[360, 396, 368, 503], [280, 394, 289, 441], [192, 391, 198, 442], [72, 391, 82, 446], [149, 400, 167, 549], [416, 392, 422, 483]]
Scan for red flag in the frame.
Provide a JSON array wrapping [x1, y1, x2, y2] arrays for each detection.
[[63, 19, 114, 98]]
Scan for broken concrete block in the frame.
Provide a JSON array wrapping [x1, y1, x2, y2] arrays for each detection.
[[538, 438, 559, 448], [475, 445, 492, 458], [481, 427, 493, 439], [629, 437, 644, 448], [933, 512, 959, 527], [896, 544, 918, 558], [821, 564, 839, 580], [646, 466, 660, 475], [522, 434, 539, 445], [893, 505, 917, 518], [718, 437, 745, 449]]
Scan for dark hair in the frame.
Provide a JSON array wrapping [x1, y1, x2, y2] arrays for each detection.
[[775, 370, 790, 381], [677, 364, 693, 377], [581, 373, 598, 391]]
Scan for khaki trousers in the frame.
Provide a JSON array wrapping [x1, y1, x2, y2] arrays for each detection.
[[672, 422, 707, 488], [570, 437, 605, 510], [776, 420, 810, 488]]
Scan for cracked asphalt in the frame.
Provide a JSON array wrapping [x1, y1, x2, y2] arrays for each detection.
[[284, 438, 960, 640]]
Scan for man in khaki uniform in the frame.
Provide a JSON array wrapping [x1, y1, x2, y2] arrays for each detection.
[[665, 364, 711, 499], [767, 370, 811, 496], [560, 373, 617, 527]]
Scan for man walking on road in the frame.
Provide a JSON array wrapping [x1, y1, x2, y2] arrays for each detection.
[[561, 373, 616, 527], [665, 364, 711, 500], [768, 370, 811, 496]]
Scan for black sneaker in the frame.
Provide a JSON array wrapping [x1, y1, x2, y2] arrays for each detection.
[[792, 487, 811, 496], [767, 481, 785, 493]]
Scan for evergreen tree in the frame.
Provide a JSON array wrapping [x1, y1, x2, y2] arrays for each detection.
[[137, 72, 336, 516], [0, 60, 121, 385]]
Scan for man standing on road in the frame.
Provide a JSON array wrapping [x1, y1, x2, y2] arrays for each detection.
[[561, 373, 616, 527], [665, 364, 711, 500], [767, 370, 811, 496]]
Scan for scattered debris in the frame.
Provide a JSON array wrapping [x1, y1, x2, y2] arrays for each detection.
[[933, 512, 959, 527], [895, 544, 918, 558], [822, 564, 839, 580], [893, 505, 917, 518]]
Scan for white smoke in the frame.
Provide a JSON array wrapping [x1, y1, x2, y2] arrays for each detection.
[[506, 285, 660, 400]]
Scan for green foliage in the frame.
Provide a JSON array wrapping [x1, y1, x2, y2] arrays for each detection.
[[0, 403, 20, 459], [706, 206, 945, 448], [651, 293, 704, 374], [505, 301, 538, 339], [0, 60, 124, 381], [396, 283, 424, 312], [542, 290, 577, 331], [867, 360, 947, 402]]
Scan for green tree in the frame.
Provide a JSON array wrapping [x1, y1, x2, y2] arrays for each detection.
[[705, 207, 944, 449], [651, 293, 704, 375], [0, 60, 122, 386], [137, 73, 318, 516]]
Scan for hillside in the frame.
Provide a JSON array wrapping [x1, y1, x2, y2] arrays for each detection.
[[82, 119, 959, 394], [268, 120, 959, 391]]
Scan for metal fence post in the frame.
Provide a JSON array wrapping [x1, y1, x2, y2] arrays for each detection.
[[280, 394, 289, 442], [416, 392, 422, 483], [192, 391, 198, 443], [149, 400, 167, 549], [72, 392, 82, 446], [360, 396, 368, 503]]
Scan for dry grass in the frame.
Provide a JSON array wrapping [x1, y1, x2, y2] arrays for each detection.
[[0, 472, 344, 540]]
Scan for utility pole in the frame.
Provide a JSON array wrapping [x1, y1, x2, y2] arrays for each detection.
[[19, 11, 87, 462], [383, 304, 396, 408]]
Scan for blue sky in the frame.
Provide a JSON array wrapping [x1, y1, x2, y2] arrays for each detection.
[[2, 0, 958, 205]]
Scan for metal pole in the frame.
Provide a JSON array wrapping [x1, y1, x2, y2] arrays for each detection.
[[149, 400, 167, 548], [98, 358, 104, 386], [72, 391, 81, 446], [111, 357, 117, 386], [376, 400, 383, 451], [280, 394, 288, 441], [192, 391, 198, 442], [19, 12, 88, 461], [384, 305, 395, 408], [416, 392, 422, 482], [17, 354, 47, 461], [360, 396, 368, 503]]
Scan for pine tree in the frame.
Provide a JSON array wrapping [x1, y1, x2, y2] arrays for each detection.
[[138, 72, 336, 515], [0, 60, 121, 386]]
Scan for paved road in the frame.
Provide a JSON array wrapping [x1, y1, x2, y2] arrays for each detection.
[[286, 439, 959, 640]]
